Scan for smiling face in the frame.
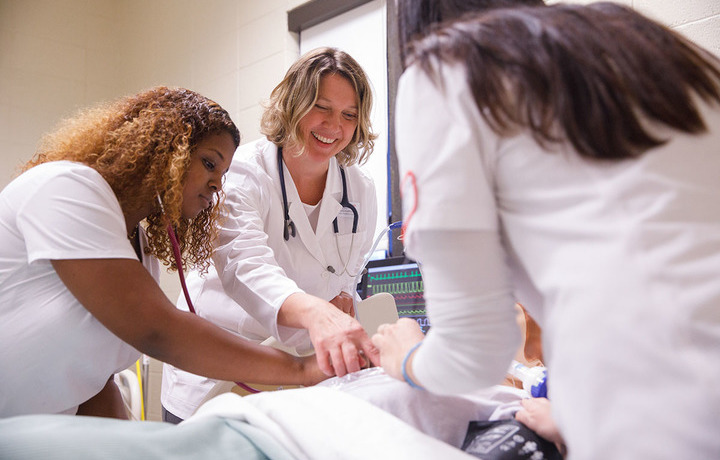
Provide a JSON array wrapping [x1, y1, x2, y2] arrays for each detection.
[[181, 131, 235, 219], [296, 72, 359, 166]]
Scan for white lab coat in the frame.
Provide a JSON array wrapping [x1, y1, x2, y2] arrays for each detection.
[[395, 61, 720, 459], [162, 138, 377, 419]]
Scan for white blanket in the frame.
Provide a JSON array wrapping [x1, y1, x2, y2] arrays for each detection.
[[189, 386, 479, 459]]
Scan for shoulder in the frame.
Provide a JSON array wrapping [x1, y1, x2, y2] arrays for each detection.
[[16, 161, 114, 200], [21, 161, 103, 182], [228, 139, 275, 188], [345, 163, 374, 183], [233, 137, 269, 162], [341, 163, 376, 198], [400, 60, 467, 102]]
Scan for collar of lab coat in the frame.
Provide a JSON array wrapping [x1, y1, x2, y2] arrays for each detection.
[[274, 148, 345, 261]]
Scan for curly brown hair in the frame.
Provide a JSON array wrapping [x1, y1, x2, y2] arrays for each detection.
[[23, 86, 240, 272]]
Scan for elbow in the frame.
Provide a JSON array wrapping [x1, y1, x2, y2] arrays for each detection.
[[126, 311, 190, 363]]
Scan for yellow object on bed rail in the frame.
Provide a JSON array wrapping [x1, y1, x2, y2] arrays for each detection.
[[135, 360, 145, 421]]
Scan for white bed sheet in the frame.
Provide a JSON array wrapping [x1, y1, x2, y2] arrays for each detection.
[[188, 371, 526, 460]]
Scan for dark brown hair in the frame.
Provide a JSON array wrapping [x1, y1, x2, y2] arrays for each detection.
[[397, 0, 545, 64], [406, 2, 720, 160]]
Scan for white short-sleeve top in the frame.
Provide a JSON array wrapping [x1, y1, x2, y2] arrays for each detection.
[[0, 161, 159, 416]]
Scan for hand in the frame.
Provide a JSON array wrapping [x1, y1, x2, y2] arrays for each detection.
[[280, 292, 380, 378], [371, 318, 425, 382], [307, 304, 379, 377], [515, 398, 566, 455], [329, 291, 355, 317]]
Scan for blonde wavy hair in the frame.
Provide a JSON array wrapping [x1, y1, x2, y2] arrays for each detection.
[[260, 47, 377, 167], [22, 86, 240, 272]]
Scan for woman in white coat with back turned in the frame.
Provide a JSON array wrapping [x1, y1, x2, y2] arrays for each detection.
[[162, 47, 379, 422], [373, 3, 720, 459]]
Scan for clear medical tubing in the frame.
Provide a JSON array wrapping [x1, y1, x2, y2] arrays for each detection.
[[353, 221, 404, 289]]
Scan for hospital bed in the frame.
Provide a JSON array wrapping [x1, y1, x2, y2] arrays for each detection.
[[0, 293, 549, 459], [0, 368, 529, 459]]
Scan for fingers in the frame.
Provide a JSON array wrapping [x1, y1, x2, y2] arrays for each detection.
[[311, 318, 370, 377], [314, 346, 335, 377], [328, 345, 348, 377], [341, 341, 361, 375], [369, 318, 426, 381], [359, 334, 381, 367], [514, 406, 530, 424], [309, 298, 378, 377], [318, 338, 366, 377]]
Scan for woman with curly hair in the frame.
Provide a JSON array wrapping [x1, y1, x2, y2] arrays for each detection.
[[0, 86, 325, 418], [162, 47, 380, 423]]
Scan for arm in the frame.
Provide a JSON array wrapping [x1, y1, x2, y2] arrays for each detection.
[[372, 63, 520, 394], [51, 258, 326, 387], [373, 230, 520, 394], [216, 187, 368, 375], [216, 159, 379, 376], [76, 377, 128, 419], [212, 165, 305, 342], [279, 170, 380, 375]]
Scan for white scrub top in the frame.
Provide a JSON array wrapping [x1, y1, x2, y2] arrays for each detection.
[[162, 138, 377, 419], [0, 161, 159, 416], [396, 61, 720, 459]]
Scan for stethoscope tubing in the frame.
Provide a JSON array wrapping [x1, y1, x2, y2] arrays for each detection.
[[277, 147, 358, 242]]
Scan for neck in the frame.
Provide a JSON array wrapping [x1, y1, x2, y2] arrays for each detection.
[[281, 147, 329, 205], [124, 202, 157, 238]]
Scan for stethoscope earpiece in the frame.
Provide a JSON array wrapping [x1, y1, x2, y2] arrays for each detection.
[[284, 218, 296, 241]]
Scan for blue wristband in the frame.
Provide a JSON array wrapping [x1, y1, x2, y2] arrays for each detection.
[[401, 342, 424, 390]]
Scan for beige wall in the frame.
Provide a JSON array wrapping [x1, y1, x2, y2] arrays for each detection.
[[0, 0, 307, 190], [1, 0, 718, 421], [1, 0, 307, 421], [3, 0, 718, 189]]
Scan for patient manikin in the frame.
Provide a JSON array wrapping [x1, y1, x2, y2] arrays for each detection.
[[318, 367, 525, 447]]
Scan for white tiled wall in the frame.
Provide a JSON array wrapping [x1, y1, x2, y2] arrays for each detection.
[[1, 0, 718, 421], [546, 0, 720, 54]]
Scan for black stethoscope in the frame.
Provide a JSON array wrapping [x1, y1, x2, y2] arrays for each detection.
[[277, 147, 360, 275]]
